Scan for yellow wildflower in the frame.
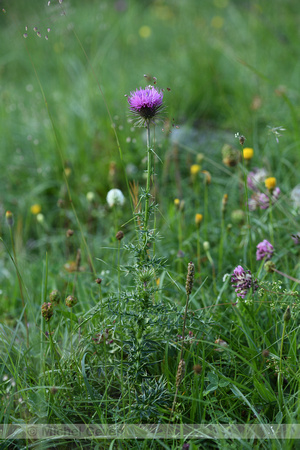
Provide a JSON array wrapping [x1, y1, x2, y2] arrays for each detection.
[[190, 164, 201, 176], [195, 213, 203, 226], [30, 204, 42, 215], [243, 148, 254, 160], [174, 198, 180, 207], [265, 177, 276, 191], [139, 26, 151, 38]]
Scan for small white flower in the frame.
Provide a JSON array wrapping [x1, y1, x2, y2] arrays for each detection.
[[106, 189, 125, 207]]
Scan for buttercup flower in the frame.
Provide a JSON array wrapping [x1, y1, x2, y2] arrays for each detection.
[[256, 240, 274, 261], [30, 204, 42, 215], [243, 148, 254, 160], [265, 177, 276, 191], [190, 164, 201, 176], [127, 85, 164, 125], [231, 265, 258, 299], [106, 189, 125, 207], [195, 213, 203, 226]]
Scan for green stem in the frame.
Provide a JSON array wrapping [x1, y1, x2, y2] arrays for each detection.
[[9, 227, 29, 348], [47, 322, 68, 386], [241, 152, 253, 272], [268, 202, 275, 246], [218, 214, 225, 274], [197, 227, 201, 281], [144, 121, 152, 234], [278, 320, 287, 412], [204, 182, 208, 241]]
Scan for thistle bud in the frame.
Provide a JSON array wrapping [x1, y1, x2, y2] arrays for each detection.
[[49, 289, 61, 306], [185, 262, 195, 295], [5, 211, 14, 227], [41, 302, 54, 321], [222, 144, 240, 167], [176, 359, 186, 387], [283, 306, 291, 323], [65, 295, 78, 308]]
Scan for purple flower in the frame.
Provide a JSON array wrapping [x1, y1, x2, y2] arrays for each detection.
[[231, 265, 258, 299], [127, 85, 164, 125], [291, 233, 300, 245], [248, 187, 280, 211], [256, 240, 274, 261], [247, 168, 268, 191]]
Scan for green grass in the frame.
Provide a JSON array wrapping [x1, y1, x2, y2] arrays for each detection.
[[0, 0, 300, 448]]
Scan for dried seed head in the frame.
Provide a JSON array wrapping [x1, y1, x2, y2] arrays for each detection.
[[193, 364, 202, 375], [49, 289, 61, 306], [176, 359, 186, 387], [66, 229, 74, 237], [185, 262, 195, 295], [222, 194, 228, 214], [41, 302, 54, 321], [116, 230, 124, 241], [239, 135, 246, 146], [202, 170, 211, 185], [283, 306, 291, 323], [262, 349, 270, 358], [65, 295, 78, 308], [95, 278, 102, 284]]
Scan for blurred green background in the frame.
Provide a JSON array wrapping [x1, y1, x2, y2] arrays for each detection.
[[1, 0, 299, 199]]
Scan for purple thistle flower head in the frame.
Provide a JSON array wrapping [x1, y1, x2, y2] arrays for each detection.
[[256, 239, 274, 261], [127, 85, 164, 125], [231, 265, 258, 299]]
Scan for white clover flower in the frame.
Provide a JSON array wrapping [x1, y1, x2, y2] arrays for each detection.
[[106, 189, 125, 207], [291, 185, 300, 209]]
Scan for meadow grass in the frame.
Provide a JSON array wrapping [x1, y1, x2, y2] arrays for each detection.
[[0, 0, 300, 449]]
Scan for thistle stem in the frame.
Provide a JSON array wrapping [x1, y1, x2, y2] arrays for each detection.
[[144, 121, 152, 235]]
